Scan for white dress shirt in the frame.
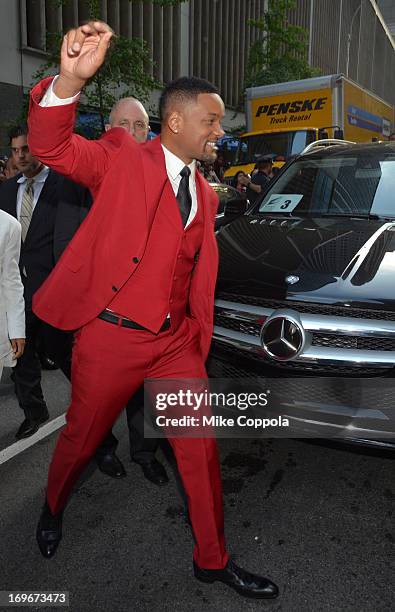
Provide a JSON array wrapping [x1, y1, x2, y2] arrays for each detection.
[[40, 77, 198, 227], [161, 145, 197, 227], [16, 165, 50, 221]]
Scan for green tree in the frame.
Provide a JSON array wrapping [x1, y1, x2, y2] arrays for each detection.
[[33, 31, 158, 135], [28, 0, 185, 135], [245, 0, 320, 89]]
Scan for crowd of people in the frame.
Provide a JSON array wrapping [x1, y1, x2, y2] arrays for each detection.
[[0, 19, 279, 601]]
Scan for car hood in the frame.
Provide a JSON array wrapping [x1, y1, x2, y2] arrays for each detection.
[[215, 215, 395, 310]]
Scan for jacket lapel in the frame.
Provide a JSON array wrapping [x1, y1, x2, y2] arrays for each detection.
[[141, 136, 170, 227], [192, 172, 218, 295], [196, 171, 213, 227]]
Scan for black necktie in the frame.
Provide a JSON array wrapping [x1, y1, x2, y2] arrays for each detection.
[[176, 166, 192, 227]]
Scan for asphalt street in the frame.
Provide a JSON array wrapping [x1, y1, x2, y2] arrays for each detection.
[[0, 368, 394, 612]]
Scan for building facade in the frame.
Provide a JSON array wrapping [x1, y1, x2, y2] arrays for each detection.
[[288, 0, 395, 109], [0, 0, 394, 152]]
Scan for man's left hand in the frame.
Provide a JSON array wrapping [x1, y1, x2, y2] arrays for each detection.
[[10, 338, 26, 359]]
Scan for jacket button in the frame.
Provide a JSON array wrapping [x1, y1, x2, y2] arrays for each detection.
[[112, 286, 118, 292], [133, 257, 139, 263]]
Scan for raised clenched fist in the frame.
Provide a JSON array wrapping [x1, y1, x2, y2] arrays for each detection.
[[54, 21, 114, 98]]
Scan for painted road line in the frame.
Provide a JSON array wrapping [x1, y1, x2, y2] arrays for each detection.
[[0, 414, 66, 466]]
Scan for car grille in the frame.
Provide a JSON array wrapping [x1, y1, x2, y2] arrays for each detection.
[[212, 297, 395, 371], [216, 292, 395, 322], [208, 345, 387, 377], [209, 363, 393, 409], [214, 314, 261, 337], [311, 333, 395, 351], [213, 314, 395, 351]]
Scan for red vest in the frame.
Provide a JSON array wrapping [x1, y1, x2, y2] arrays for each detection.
[[108, 190, 204, 333]]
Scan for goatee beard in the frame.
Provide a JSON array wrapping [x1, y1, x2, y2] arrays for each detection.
[[200, 151, 217, 163]]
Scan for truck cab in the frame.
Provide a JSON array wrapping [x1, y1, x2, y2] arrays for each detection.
[[224, 74, 394, 184], [223, 127, 319, 182]]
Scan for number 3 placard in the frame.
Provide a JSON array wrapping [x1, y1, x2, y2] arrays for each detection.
[[260, 194, 303, 213]]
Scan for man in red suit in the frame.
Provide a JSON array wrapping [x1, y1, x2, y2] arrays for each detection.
[[28, 21, 278, 600]]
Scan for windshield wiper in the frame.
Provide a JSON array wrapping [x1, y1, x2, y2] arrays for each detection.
[[252, 211, 395, 221], [348, 213, 395, 221], [308, 212, 383, 220]]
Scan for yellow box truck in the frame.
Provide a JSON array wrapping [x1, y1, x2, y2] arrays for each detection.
[[224, 74, 394, 181]]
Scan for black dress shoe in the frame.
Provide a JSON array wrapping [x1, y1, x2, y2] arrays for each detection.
[[134, 458, 169, 486], [36, 502, 63, 559], [96, 452, 126, 478], [15, 414, 49, 440], [193, 559, 279, 599]]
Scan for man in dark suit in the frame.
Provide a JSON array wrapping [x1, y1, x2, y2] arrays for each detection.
[[0, 125, 62, 439], [28, 21, 278, 599]]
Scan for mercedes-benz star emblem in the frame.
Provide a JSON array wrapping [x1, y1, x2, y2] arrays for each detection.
[[260, 314, 304, 361], [285, 274, 299, 285]]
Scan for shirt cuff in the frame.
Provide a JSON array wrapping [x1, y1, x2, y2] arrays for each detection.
[[39, 75, 81, 107]]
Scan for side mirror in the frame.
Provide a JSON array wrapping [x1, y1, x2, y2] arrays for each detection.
[[223, 198, 248, 218], [334, 128, 344, 139]]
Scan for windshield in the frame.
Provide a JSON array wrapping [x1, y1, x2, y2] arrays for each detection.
[[257, 152, 395, 218], [235, 130, 315, 165]]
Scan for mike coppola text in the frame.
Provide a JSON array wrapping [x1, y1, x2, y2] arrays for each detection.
[[150, 388, 289, 434]]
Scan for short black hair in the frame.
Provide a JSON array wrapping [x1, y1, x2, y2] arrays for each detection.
[[8, 124, 28, 145], [159, 76, 219, 122], [256, 154, 274, 164]]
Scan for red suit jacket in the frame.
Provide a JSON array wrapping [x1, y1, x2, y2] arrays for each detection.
[[28, 77, 219, 361]]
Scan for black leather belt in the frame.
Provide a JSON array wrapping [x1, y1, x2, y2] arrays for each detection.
[[98, 309, 171, 332]]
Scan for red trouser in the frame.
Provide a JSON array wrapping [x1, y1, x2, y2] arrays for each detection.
[[46, 316, 229, 569]]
